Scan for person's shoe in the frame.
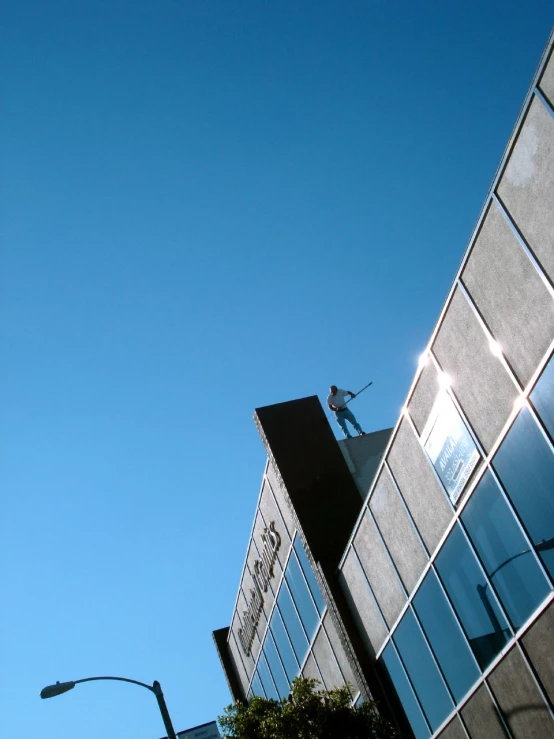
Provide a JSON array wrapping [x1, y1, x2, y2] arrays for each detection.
[[359, 431, 365, 436]]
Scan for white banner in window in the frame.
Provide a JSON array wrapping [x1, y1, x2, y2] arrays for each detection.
[[422, 391, 480, 504]]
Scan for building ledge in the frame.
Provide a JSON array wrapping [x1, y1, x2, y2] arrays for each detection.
[[339, 428, 393, 498]]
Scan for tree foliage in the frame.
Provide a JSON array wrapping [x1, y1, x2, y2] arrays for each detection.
[[218, 678, 400, 739]]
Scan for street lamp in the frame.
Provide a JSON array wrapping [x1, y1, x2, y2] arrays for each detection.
[[40, 675, 177, 739]]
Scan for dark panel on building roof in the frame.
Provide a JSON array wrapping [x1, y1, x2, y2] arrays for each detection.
[[212, 627, 244, 702], [254, 396, 363, 571]]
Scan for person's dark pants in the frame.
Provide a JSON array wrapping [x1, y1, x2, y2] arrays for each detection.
[[335, 408, 363, 438]]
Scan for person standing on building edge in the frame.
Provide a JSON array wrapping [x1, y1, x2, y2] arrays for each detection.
[[327, 385, 365, 438]]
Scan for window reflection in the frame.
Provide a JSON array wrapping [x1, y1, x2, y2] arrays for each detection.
[[462, 470, 551, 628], [393, 609, 453, 731], [256, 651, 279, 700], [269, 608, 299, 682], [493, 407, 554, 580], [250, 670, 265, 698], [435, 524, 510, 669], [277, 580, 309, 664], [249, 536, 325, 702], [294, 537, 326, 614], [263, 632, 290, 699], [413, 570, 480, 701], [285, 552, 319, 641], [531, 354, 554, 442], [380, 643, 430, 739], [422, 391, 480, 504]]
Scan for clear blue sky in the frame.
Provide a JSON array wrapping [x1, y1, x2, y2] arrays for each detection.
[[2, 2, 552, 737]]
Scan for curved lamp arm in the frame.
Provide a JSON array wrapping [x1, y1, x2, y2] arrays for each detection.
[[40, 676, 177, 739], [78, 675, 156, 691]]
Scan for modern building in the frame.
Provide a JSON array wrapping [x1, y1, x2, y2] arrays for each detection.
[[213, 31, 554, 739]]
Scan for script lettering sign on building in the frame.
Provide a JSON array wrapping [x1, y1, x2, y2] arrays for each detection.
[[238, 521, 281, 655]]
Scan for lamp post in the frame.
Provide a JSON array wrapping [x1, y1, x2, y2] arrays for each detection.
[[40, 675, 177, 739]]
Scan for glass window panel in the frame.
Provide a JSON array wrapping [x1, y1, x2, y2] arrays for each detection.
[[414, 570, 480, 701], [423, 391, 480, 504], [436, 524, 510, 670], [285, 552, 320, 642], [250, 671, 265, 699], [294, 537, 326, 614], [276, 580, 309, 665], [256, 651, 279, 701], [380, 643, 430, 739], [263, 632, 290, 700], [463, 470, 551, 629], [269, 608, 299, 683], [493, 407, 554, 580], [393, 609, 453, 731], [531, 354, 554, 442], [354, 694, 365, 708]]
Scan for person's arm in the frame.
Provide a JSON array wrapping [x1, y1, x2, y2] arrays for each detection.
[[347, 390, 356, 398]]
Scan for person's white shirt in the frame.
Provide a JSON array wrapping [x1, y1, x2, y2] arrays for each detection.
[[327, 388, 349, 410]]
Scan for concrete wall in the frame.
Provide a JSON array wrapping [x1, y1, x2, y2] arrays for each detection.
[[339, 428, 393, 498]]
